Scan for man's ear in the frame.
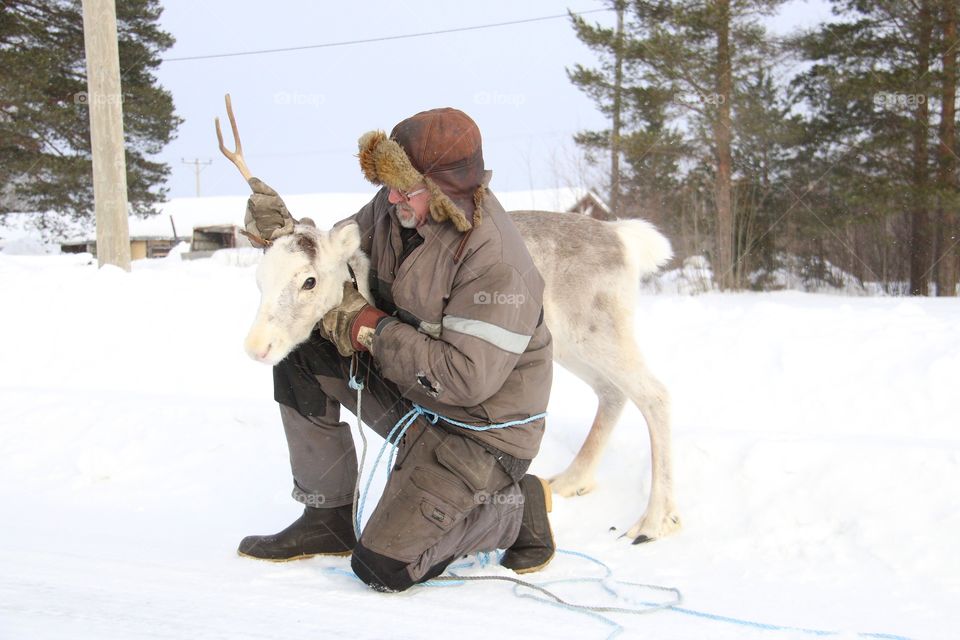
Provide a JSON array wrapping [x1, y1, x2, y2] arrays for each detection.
[[329, 222, 361, 260]]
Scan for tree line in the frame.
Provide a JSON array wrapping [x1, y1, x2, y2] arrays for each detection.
[[570, 0, 959, 295], [0, 0, 180, 235]]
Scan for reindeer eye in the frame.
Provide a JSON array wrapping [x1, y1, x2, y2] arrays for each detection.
[[302, 277, 316, 290]]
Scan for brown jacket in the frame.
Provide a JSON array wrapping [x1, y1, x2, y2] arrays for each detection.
[[344, 186, 552, 459]]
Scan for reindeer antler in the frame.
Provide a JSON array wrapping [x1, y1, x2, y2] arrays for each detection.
[[216, 94, 274, 248], [238, 229, 273, 249], [215, 93, 253, 182]]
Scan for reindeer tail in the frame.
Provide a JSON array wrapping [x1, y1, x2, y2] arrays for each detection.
[[612, 219, 673, 276]]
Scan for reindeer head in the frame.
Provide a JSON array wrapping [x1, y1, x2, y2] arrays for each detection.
[[244, 223, 361, 365]]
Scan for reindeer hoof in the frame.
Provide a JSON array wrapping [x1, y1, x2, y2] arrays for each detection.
[[626, 511, 681, 543], [550, 469, 597, 498], [548, 472, 596, 498]]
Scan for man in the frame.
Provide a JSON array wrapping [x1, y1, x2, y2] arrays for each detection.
[[239, 107, 555, 592]]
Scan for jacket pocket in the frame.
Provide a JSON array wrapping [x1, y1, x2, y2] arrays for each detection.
[[411, 464, 475, 514], [419, 497, 457, 532]]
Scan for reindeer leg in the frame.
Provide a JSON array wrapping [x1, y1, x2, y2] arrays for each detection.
[[550, 383, 626, 497], [610, 359, 680, 543]]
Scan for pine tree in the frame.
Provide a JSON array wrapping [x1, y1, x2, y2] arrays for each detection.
[[569, 0, 786, 289], [568, 1, 686, 225], [0, 0, 181, 232], [935, 0, 958, 296], [791, 0, 959, 295], [731, 65, 802, 287]]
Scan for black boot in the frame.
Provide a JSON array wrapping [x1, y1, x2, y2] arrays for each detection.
[[238, 505, 357, 561], [501, 475, 555, 574]]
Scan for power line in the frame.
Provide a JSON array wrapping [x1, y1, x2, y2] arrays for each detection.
[[162, 8, 613, 62]]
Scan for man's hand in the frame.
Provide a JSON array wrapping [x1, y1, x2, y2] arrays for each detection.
[[245, 177, 296, 241], [320, 282, 388, 357]]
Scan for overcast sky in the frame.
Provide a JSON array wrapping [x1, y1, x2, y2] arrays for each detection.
[[153, 0, 833, 203]]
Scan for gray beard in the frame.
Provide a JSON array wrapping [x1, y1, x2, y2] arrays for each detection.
[[396, 204, 419, 229]]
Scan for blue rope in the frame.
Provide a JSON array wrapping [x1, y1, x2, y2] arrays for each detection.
[[664, 605, 913, 639], [413, 404, 548, 432], [342, 394, 913, 640], [347, 358, 367, 536], [322, 547, 913, 640], [355, 407, 422, 533], [354, 403, 546, 534], [464, 551, 912, 640]]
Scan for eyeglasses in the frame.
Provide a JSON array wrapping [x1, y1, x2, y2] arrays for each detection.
[[397, 186, 427, 202]]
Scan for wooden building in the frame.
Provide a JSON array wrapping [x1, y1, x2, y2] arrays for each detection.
[[568, 192, 613, 221], [61, 236, 178, 259]]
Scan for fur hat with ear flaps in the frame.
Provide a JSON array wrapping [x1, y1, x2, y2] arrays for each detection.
[[358, 107, 486, 232]]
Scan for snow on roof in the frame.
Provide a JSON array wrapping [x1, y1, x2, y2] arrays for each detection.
[[131, 192, 376, 239], [2, 187, 589, 247], [154, 187, 587, 235], [573, 190, 612, 214], [494, 187, 586, 213]]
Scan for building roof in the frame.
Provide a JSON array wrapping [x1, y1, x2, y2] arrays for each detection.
[[570, 191, 612, 215], [1, 187, 589, 250]]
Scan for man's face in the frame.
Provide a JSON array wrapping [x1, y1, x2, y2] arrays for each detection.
[[388, 185, 430, 228]]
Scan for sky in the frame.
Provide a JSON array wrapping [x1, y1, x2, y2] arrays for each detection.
[[153, 0, 834, 205]]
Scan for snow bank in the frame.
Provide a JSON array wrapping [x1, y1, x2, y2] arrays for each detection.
[[0, 252, 957, 640]]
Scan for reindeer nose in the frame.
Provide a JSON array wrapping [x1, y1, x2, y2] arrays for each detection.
[[244, 331, 274, 363], [257, 343, 273, 361]]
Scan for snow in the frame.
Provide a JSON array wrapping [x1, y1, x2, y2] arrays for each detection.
[[1, 245, 958, 639]]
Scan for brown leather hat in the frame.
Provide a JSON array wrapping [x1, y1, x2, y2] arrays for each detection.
[[357, 108, 486, 232], [391, 107, 484, 211]]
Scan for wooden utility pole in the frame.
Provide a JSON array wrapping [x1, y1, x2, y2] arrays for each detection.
[[181, 158, 213, 197], [81, 0, 130, 270]]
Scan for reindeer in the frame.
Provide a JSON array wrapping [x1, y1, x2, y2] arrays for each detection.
[[217, 96, 681, 543]]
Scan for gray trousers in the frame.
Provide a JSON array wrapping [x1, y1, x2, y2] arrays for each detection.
[[273, 331, 524, 589]]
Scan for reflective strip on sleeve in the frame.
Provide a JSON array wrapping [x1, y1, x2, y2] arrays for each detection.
[[442, 315, 532, 354]]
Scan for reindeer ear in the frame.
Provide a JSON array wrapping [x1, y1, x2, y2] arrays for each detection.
[[329, 222, 361, 260]]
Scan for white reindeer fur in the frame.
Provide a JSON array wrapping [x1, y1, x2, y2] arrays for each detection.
[[245, 212, 681, 543], [244, 223, 369, 365]]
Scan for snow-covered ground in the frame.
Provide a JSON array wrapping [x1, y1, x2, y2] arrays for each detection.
[[1, 248, 957, 640]]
